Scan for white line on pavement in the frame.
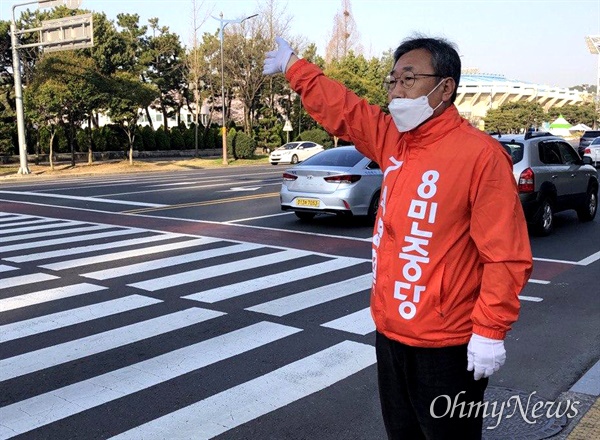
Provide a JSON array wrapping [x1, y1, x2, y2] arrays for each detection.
[[0, 283, 108, 312], [0, 321, 300, 439], [0, 308, 225, 381], [0, 190, 166, 207], [0, 295, 163, 342], [109, 341, 375, 440], [246, 274, 372, 317]]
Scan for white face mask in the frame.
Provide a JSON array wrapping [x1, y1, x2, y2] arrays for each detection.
[[388, 79, 446, 132]]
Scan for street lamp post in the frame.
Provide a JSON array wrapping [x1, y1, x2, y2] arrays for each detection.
[[212, 12, 257, 165], [10, 0, 84, 175]]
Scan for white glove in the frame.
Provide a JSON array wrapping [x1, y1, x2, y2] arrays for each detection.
[[263, 36, 294, 75], [467, 334, 506, 380]]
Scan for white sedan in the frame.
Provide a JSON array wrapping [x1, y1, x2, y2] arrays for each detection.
[[584, 137, 600, 166], [269, 141, 324, 165]]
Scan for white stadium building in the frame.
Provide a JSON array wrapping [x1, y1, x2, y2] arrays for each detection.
[[456, 71, 586, 130]]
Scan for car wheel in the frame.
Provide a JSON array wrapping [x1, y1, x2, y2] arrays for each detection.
[[271, 162, 278, 165], [295, 211, 316, 221], [367, 191, 380, 223], [291, 154, 299, 164], [576, 185, 598, 222], [532, 198, 553, 236]]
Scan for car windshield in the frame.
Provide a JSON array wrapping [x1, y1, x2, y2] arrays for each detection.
[[590, 137, 600, 145], [280, 143, 301, 150], [299, 148, 364, 167], [500, 142, 524, 164]]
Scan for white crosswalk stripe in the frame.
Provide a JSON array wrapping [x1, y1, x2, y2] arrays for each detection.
[[0, 220, 85, 235], [0, 272, 59, 290], [129, 248, 311, 292], [5, 233, 184, 263], [0, 322, 301, 439], [0, 283, 107, 312], [110, 341, 376, 440], [0, 295, 163, 342], [1, 224, 109, 243], [1, 228, 146, 252], [40, 237, 220, 271], [0, 218, 74, 231], [0, 213, 378, 439], [246, 274, 372, 317], [0, 307, 225, 381], [81, 242, 261, 280], [183, 256, 365, 303]]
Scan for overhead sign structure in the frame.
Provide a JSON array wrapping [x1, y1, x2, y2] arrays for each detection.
[[41, 13, 93, 53], [39, 0, 81, 9]]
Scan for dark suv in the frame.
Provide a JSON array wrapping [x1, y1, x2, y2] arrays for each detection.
[[579, 130, 600, 156], [495, 132, 598, 236]]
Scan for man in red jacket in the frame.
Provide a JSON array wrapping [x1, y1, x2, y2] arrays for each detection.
[[264, 35, 533, 439]]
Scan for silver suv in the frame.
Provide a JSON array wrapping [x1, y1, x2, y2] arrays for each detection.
[[495, 132, 598, 236]]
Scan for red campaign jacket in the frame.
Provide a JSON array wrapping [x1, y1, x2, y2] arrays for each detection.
[[287, 59, 533, 347]]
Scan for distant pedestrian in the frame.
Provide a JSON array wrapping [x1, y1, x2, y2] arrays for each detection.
[[264, 35, 533, 439]]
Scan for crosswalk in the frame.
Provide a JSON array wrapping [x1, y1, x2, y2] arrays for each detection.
[[0, 213, 376, 439]]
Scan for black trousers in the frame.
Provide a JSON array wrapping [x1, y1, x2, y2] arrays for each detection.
[[375, 332, 488, 440]]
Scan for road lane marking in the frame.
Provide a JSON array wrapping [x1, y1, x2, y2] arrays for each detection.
[[130, 248, 310, 292], [1, 224, 108, 243], [124, 192, 280, 214], [321, 307, 375, 335], [519, 295, 544, 302], [0, 190, 166, 207], [184, 257, 366, 303], [109, 341, 376, 440], [528, 279, 551, 285], [0, 307, 224, 381], [40, 237, 219, 271], [0, 295, 163, 342], [5, 233, 182, 263], [224, 212, 293, 223], [0, 220, 84, 235], [246, 274, 372, 317], [82, 242, 260, 280], [0, 283, 107, 312], [0, 273, 59, 291], [0, 264, 18, 273], [578, 250, 600, 266], [0, 228, 146, 253], [0, 321, 300, 439], [0, 218, 67, 230]]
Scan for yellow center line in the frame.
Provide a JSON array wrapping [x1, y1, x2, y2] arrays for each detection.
[[124, 192, 280, 214]]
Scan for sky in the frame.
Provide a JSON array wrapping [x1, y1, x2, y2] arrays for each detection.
[[2, 0, 599, 89]]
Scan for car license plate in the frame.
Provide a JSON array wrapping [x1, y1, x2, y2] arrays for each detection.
[[295, 198, 320, 207]]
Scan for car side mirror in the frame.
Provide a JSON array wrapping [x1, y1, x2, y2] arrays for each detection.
[[583, 156, 593, 165]]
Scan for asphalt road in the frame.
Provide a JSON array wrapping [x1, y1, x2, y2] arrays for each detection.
[[0, 165, 598, 439]]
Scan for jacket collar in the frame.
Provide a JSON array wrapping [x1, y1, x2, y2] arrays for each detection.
[[403, 105, 463, 147]]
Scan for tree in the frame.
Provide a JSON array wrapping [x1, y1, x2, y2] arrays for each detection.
[[325, 0, 362, 63], [142, 18, 186, 132], [106, 71, 159, 164], [484, 102, 546, 133], [547, 103, 597, 128], [26, 51, 108, 166]]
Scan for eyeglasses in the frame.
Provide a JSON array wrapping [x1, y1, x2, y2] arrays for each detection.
[[383, 72, 441, 92]]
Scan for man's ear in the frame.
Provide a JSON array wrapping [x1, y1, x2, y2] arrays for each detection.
[[442, 78, 456, 102]]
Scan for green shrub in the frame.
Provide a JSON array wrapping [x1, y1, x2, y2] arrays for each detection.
[[297, 128, 333, 148], [141, 125, 156, 151], [155, 127, 170, 150], [231, 130, 256, 159], [75, 127, 92, 153], [133, 127, 144, 150], [170, 127, 185, 150]]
